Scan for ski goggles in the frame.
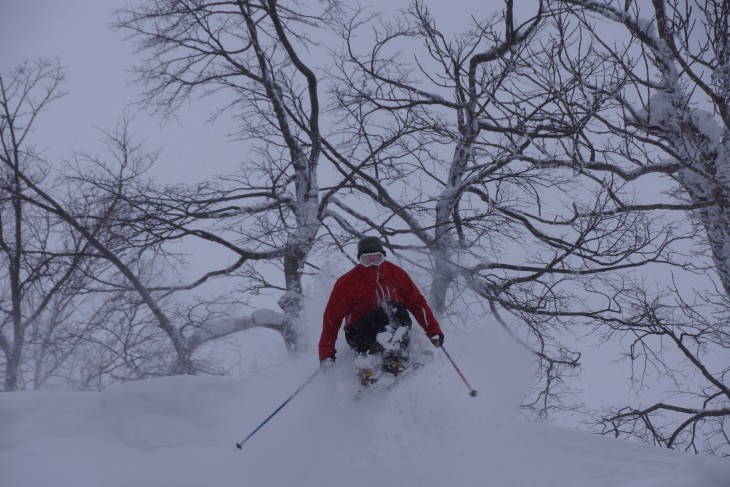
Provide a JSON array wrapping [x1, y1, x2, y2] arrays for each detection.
[[359, 252, 385, 267]]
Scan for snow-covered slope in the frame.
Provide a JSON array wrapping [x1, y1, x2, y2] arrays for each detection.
[[1, 327, 728, 487]]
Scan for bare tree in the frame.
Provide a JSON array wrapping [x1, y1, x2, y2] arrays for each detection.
[[324, 0, 693, 416], [0, 62, 152, 389], [115, 0, 338, 350], [594, 279, 730, 455], [539, 0, 730, 453], [0, 62, 213, 379], [328, 0, 547, 312], [0, 59, 94, 390]]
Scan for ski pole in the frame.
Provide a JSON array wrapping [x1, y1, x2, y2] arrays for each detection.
[[235, 368, 320, 450], [440, 345, 478, 397]]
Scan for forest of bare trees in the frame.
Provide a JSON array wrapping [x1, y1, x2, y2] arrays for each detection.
[[1, 0, 727, 455]]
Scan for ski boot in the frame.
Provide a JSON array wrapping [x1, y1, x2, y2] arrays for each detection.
[[382, 352, 408, 376], [357, 368, 378, 387]]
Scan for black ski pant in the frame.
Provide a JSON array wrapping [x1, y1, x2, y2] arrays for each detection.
[[344, 301, 412, 359]]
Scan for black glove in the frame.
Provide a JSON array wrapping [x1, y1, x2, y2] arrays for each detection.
[[320, 356, 336, 370], [430, 334, 444, 348]]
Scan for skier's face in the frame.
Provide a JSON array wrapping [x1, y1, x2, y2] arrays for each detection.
[[359, 253, 385, 267]]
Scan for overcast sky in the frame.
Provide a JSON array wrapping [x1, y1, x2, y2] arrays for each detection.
[[0, 0, 249, 183], [1, 0, 544, 180]]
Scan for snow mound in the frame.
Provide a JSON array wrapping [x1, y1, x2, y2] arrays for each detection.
[[100, 375, 239, 450]]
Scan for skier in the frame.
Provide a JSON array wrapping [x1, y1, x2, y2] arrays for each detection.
[[319, 236, 445, 385]]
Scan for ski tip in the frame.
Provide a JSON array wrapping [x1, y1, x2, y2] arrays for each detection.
[[469, 390, 478, 397], [378, 372, 396, 387], [419, 349, 436, 364]]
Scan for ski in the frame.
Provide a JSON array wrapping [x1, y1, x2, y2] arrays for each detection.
[[354, 349, 435, 399]]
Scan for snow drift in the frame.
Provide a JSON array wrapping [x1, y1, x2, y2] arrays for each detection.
[[1, 326, 728, 487]]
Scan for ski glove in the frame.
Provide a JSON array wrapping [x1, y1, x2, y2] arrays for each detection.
[[320, 356, 336, 370], [430, 334, 444, 348]]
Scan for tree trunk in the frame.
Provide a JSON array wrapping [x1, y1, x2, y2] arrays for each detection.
[[677, 143, 730, 295], [5, 136, 24, 391], [430, 139, 472, 314], [278, 152, 320, 352]]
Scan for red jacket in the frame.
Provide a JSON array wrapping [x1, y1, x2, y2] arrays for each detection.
[[319, 260, 443, 360]]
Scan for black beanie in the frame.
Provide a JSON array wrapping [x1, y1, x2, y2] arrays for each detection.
[[357, 236, 386, 258]]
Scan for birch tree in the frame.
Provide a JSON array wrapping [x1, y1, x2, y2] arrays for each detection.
[[0, 57, 238, 380], [329, 0, 546, 313], [0, 61, 176, 387], [0, 59, 89, 390], [326, 0, 688, 415], [116, 0, 334, 350], [544, 0, 730, 453]]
